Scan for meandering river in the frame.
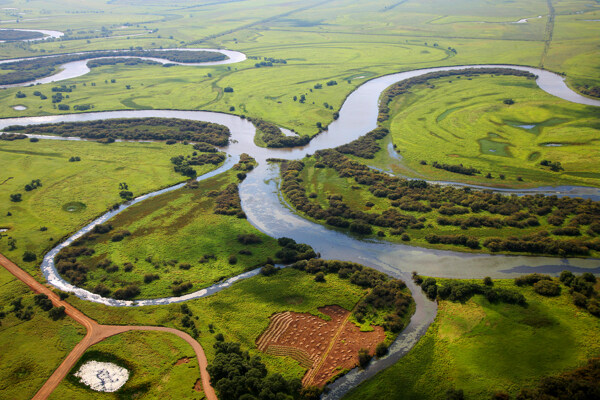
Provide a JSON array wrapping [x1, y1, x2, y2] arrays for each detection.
[[1, 57, 599, 398]]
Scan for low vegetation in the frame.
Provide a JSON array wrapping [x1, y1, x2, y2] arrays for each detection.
[[280, 151, 600, 257], [6, 118, 230, 146]]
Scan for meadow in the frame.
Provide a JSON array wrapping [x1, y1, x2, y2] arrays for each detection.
[[49, 330, 203, 400], [381, 74, 600, 187], [65, 267, 368, 382], [62, 166, 282, 299], [0, 138, 219, 279], [345, 278, 600, 399], [0, 267, 85, 400]]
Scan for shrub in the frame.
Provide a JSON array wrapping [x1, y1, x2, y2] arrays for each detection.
[[314, 272, 326, 282], [10, 193, 22, 202], [483, 276, 493, 286], [375, 342, 388, 358], [533, 280, 561, 297], [22, 251, 37, 262], [49, 306, 66, 320], [260, 264, 278, 276], [228, 255, 237, 264], [358, 348, 372, 368]]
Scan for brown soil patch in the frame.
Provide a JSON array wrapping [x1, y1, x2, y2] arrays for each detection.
[[448, 154, 460, 157], [256, 305, 385, 387], [194, 378, 202, 392], [175, 357, 191, 365]]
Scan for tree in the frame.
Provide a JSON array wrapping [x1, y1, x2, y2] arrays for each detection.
[[49, 306, 66, 320], [314, 272, 325, 282], [375, 342, 388, 358], [22, 251, 37, 262], [358, 348, 372, 368], [10, 193, 22, 202], [224, 86, 234, 92]]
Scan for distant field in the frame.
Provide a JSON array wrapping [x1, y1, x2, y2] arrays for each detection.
[[346, 278, 600, 399], [0, 139, 218, 278], [0, 267, 85, 400], [49, 330, 202, 400], [381, 74, 600, 187]]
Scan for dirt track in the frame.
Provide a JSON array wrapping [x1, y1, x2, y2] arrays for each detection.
[[0, 253, 217, 400]]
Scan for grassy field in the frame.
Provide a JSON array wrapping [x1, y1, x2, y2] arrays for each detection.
[[0, 138, 219, 279], [290, 156, 600, 257], [0, 0, 597, 137], [346, 278, 600, 399], [379, 74, 600, 187], [67, 167, 282, 299], [0, 267, 85, 400], [66, 268, 368, 381], [49, 330, 203, 400]]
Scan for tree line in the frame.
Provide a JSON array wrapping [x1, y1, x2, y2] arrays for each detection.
[[248, 117, 311, 148], [336, 127, 389, 159], [6, 118, 231, 146], [0, 49, 227, 85], [0, 29, 45, 41]]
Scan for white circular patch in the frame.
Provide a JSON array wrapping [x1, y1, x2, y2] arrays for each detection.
[[74, 361, 130, 392]]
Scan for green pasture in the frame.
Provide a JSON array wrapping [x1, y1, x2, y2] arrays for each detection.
[[72, 168, 281, 299], [346, 278, 600, 399], [0, 139, 218, 279], [381, 74, 600, 187], [0, 267, 85, 400], [66, 267, 367, 381], [49, 330, 202, 400]]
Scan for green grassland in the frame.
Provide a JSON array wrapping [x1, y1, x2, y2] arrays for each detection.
[[0, 0, 598, 138], [345, 278, 600, 399], [291, 156, 600, 257], [0, 267, 85, 400], [49, 330, 203, 400], [65, 267, 368, 381], [379, 74, 600, 187], [0, 139, 218, 279], [68, 167, 282, 300]]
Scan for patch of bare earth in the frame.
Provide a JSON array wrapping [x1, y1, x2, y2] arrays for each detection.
[[175, 357, 191, 365], [256, 305, 385, 387]]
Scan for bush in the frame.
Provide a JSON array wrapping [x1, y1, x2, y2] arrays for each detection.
[[358, 348, 372, 368], [22, 251, 37, 262], [314, 272, 326, 282], [10, 193, 22, 202], [533, 280, 561, 296], [483, 276, 493, 286], [375, 342, 388, 358], [260, 264, 278, 276], [49, 306, 66, 320], [228, 255, 237, 264]]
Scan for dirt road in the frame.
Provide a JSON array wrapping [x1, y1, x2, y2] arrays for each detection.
[[0, 253, 217, 400]]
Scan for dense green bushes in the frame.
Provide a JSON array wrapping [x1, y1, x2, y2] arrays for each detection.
[[293, 259, 413, 332], [281, 150, 600, 256], [249, 117, 311, 148], [0, 50, 227, 85], [336, 127, 389, 159], [6, 118, 230, 146]]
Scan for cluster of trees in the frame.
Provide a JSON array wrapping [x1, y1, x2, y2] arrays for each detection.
[[336, 127, 389, 159], [254, 58, 287, 67], [414, 273, 526, 305], [578, 84, 600, 98], [0, 50, 227, 85], [213, 183, 245, 217], [275, 237, 317, 263], [378, 68, 535, 123], [280, 149, 600, 256], [515, 357, 600, 399], [0, 29, 45, 41], [170, 150, 226, 178], [207, 341, 320, 400], [425, 234, 480, 249], [24, 179, 42, 192], [514, 273, 562, 296], [292, 258, 413, 332], [431, 161, 480, 176], [6, 118, 231, 146], [87, 58, 159, 68], [180, 304, 200, 338], [539, 159, 564, 172], [0, 133, 27, 141], [559, 271, 599, 317], [249, 117, 311, 148]]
